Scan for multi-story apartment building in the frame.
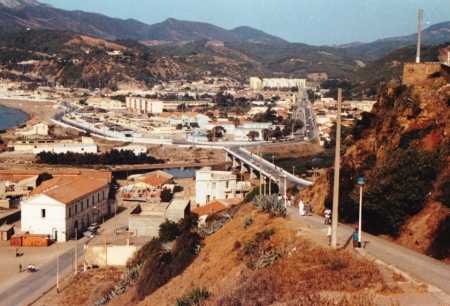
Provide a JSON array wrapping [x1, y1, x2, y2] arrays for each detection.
[[126, 97, 163, 114]]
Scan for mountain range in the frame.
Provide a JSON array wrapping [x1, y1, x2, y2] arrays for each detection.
[[0, 0, 286, 45], [1, 0, 450, 56], [0, 0, 450, 96]]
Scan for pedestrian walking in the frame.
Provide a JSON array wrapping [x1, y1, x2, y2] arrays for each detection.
[[298, 200, 305, 216], [352, 226, 360, 248], [19, 263, 22, 273], [324, 208, 331, 225]]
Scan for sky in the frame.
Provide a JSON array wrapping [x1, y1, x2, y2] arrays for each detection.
[[41, 0, 450, 45]]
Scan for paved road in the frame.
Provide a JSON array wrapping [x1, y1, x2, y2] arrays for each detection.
[[0, 242, 84, 306], [288, 207, 450, 297]]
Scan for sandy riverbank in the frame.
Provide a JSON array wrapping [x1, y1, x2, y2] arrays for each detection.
[[0, 98, 58, 127]]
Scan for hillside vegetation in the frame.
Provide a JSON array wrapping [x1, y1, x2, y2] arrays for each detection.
[[302, 64, 450, 261]]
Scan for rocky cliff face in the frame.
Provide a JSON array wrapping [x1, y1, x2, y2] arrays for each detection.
[[302, 64, 450, 260]]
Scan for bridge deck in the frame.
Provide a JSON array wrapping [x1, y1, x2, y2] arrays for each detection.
[[225, 147, 313, 187]]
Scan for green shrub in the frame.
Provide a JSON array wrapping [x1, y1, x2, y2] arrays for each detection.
[[362, 147, 443, 236], [159, 220, 181, 242], [253, 195, 287, 218], [160, 188, 173, 202], [135, 231, 201, 300], [176, 288, 211, 306], [127, 238, 162, 268], [439, 179, 450, 208], [427, 216, 450, 260]]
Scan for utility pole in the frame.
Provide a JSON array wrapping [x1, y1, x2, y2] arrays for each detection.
[[56, 245, 60, 293], [283, 175, 287, 208], [416, 8, 424, 63], [331, 88, 342, 249], [74, 231, 78, 275]]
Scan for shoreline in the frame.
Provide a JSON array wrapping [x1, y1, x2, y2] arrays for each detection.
[[0, 102, 30, 131], [0, 98, 57, 132]]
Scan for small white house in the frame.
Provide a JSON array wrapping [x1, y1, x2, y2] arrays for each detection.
[[21, 172, 112, 242], [195, 168, 237, 206]]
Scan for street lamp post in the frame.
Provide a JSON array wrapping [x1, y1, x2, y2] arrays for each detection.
[[357, 177, 365, 247], [292, 166, 296, 176]]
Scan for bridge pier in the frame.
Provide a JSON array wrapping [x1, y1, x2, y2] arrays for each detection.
[[269, 177, 272, 195], [225, 153, 231, 162], [240, 163, 247, 174], [250, 168, 256, 179], [232, 156, 238, 168]]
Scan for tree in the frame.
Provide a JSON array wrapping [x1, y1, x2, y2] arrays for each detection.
[[271, 126, 283, 140], [282, 119, 304, 136], [160, 188, 173, 203], [177, 103, 187, 112], [247, 131, 259, 141], [176, 124, 183, 130], [207, 126, 226, 142], [159, 220, 181, 242], [252, 106, 277, 124], [261, 128, 272, 141]]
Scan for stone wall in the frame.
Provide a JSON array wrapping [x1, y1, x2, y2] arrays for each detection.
[[85, 245, 139, 267], [402, 63, 442, 86]]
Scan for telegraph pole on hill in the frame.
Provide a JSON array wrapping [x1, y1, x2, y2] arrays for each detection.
[[331, 89, 342, 249]]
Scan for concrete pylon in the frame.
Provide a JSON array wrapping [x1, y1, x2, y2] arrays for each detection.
[[250, 168, 256, 179], [240, 163, 247, 174], [269, 178, 272, 195], [225, 153, 231, 162], [232, 156, 238, 168]]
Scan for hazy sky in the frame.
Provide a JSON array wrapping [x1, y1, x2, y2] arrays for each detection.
[[41, 0, 450, 45]]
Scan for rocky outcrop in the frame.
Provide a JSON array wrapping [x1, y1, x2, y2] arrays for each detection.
[[302, 63, 450, 260]]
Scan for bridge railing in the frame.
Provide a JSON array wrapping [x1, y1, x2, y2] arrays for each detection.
[[239, 148, 313, 187]]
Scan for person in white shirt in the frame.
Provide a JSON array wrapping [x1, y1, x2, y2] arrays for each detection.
[[298, 200, 305, 216]]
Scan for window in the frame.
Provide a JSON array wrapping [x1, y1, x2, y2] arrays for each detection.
[[41, 209, 46, 218]]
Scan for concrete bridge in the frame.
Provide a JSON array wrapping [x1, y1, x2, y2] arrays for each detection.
[[224, 146, 313, 205]]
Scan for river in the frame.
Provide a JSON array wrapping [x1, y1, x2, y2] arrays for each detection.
[[0, 105, 29, 130]]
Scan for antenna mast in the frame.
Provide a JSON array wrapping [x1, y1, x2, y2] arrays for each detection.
[[416, 9, 424, 63]]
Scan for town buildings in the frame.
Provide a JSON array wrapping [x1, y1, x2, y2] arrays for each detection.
[[21, 171, 112, 242], [121, 170, 175, 203], [126, 97, 163, 114], [128, 198, 190, 237], [12, 137, 98, 154], [0, 171, 39, 209], [195, 168, 250, 206]]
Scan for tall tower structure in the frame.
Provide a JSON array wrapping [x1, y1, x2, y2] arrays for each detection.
[[416, 8, 424, 64]]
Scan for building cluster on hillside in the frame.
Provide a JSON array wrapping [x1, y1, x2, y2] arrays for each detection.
[[313, 98, 376, 145]]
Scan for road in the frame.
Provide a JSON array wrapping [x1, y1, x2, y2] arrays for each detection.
[[288, 207, 450, 298], [0, 242, 85, 306]]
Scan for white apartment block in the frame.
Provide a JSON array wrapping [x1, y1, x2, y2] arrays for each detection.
[[21, 172, 112, 242], [126, 97, 163, 114], [195, 168, 237, 206], [249, 77, 307, 90]]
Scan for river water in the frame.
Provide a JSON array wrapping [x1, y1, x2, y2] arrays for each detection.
[[0, 105, 29, 130]]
